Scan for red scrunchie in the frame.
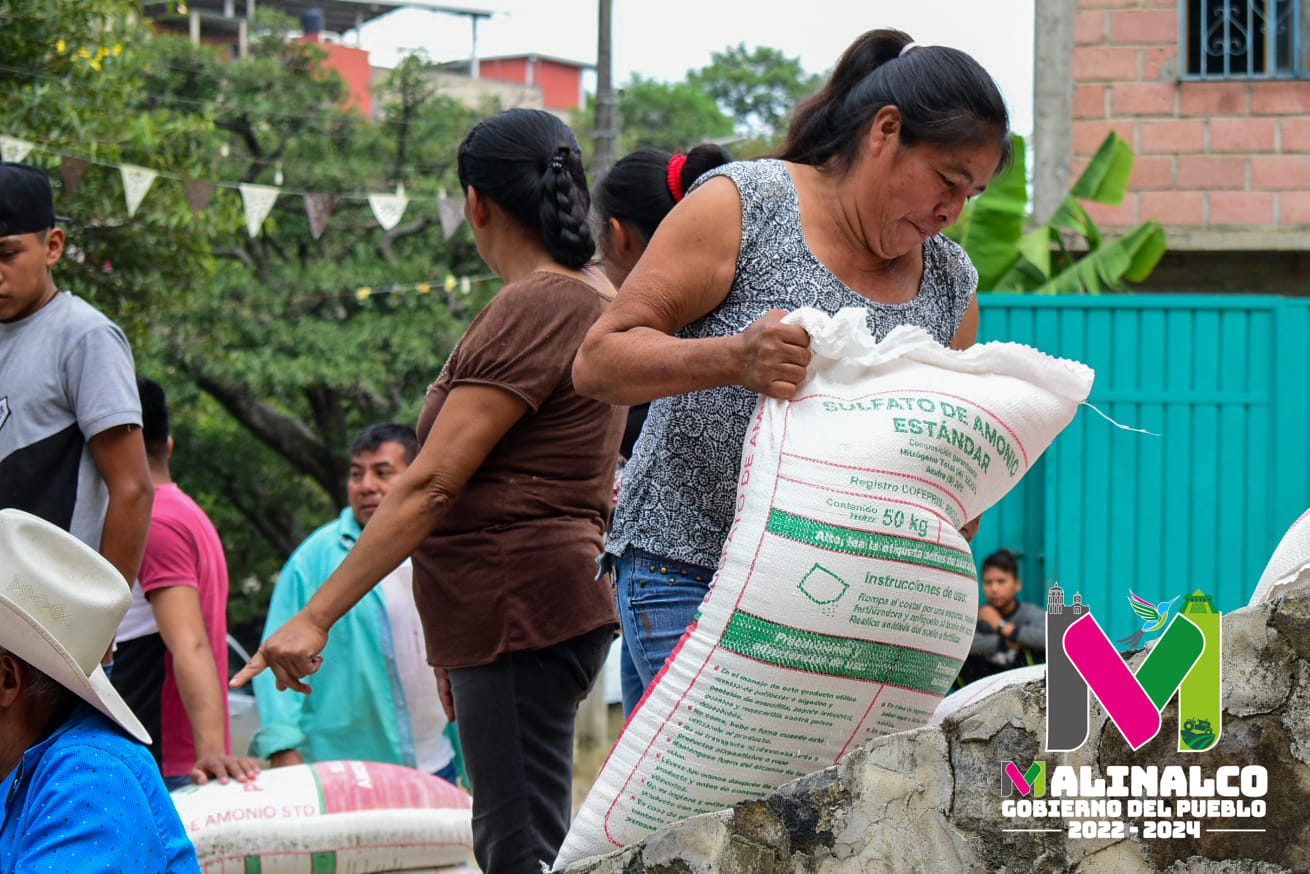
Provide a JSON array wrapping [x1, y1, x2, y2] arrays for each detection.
[[666, 153, 688, 202]]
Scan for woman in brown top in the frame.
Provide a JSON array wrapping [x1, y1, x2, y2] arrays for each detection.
[[235, 108, 624, 873]]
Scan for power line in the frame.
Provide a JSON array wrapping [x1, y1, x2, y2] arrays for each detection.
[[0, 59, 484, 141], [11, 117, 459, 182], [13, 135, 463, 205], [129, 272, 501, 317]]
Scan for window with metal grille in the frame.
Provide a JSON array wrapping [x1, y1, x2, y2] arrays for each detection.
[[1183, 0, 1308, 78]]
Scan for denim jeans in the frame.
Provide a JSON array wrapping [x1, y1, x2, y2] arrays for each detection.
[[613, 546, 714, 716], [162, 774, 191, 792]]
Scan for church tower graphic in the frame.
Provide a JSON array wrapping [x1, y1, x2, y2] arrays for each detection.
[[1046, 582, 1090, 751]]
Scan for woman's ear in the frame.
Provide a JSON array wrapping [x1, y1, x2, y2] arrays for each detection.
[[866, 105, 902, 157], [608, 217, 644, 268], [465, 186, 492, 229]]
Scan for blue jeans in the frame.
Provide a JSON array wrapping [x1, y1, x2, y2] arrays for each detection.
[[162, 774, 191, 792], [614, 546, 714, 716], [433, 759, 460, 786]]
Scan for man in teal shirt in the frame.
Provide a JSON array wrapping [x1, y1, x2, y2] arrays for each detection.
[[251, 424, 456, 781]]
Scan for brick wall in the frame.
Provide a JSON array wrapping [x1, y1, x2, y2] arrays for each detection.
[[1073, 0, 1310, 232]]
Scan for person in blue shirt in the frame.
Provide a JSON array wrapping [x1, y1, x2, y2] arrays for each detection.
[[0, 508, 199, 873], [251, 424, 456, 781]]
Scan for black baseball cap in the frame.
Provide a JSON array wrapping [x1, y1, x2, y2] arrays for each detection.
[[0, 162, 68, 237]]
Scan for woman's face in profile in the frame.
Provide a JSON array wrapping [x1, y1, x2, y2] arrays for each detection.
[[861, 135, 1002, 260]]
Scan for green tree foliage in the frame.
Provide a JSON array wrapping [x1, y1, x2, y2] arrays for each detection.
[[2, 1, 226, 333], [2, 6, 491, 643], [688, 43, 820, 144], [0, 0, 136, 77], [574, 74, 733, 162], [576, 43, 818, 167], [946, 132, 1167, 293]]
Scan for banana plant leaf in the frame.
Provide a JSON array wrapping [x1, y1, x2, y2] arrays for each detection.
[[944, 129, 1166, 294], [945, 134, 1027, 290], [1047, 197, 1102, 248], [1035, 220, 1167, 294], [991, 226, 1056, 291], [1069, 130, 1134, 205]]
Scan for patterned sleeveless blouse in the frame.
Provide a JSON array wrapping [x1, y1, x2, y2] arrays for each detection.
[[605, 159, 979, 569]]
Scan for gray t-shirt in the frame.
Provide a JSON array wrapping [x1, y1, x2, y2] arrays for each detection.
[[606, 159, 979, 569], [0, 291, 141, 549]]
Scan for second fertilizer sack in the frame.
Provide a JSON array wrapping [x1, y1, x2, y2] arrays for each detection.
[[556, 308, 1095, 866]]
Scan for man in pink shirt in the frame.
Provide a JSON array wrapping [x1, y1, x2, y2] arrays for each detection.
[[111, 377, 259, 789]]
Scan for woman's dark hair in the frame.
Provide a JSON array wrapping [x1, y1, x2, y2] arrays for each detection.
[[457, 108, 595, 269], [594, 143, 733, 242], [982, 549, 1021, 579], [779, 29, 1010, 172]]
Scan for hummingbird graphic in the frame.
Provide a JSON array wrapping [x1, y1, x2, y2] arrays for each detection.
[[1117, 591, 1182, 649]]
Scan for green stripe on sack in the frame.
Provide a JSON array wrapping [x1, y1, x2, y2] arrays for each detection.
[[766, 509, 975, 578], [308, 764, 327, 814], [310, 851, 336, 874], [244, 858, 261, 874], [719, 610, 958, 694]]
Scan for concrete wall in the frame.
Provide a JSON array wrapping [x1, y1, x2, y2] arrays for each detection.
[[371, 68, 546, 113], [1134, 249, 1310, 295]]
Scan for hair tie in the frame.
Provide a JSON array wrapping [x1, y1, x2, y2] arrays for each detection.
[[899, 41, 920, 58], [549, 153, 566, 171], [666, 153, 688, 202]]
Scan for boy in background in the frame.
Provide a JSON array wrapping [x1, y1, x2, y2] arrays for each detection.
[[0, 161, 152, 586]]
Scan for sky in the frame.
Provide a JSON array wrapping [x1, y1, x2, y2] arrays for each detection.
[[356, 0, 1036, 134]]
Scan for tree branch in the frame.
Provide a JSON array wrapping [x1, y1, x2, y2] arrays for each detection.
[[215, 246, 256, 269], [380, 214, 437, 261], [305, 386, 347, 467], [216, 115, 263, 163], [218, 478, 306, 559], [189, 368, 345, 504]]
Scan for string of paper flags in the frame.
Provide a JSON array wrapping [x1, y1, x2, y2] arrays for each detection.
[[1, 133, 468, 241], [125, 272, 501, 318]]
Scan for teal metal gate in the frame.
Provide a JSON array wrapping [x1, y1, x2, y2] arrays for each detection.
[[972, 294, 1310, 642]]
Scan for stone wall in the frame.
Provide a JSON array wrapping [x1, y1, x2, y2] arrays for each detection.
[[564, 583, 1310, 873]]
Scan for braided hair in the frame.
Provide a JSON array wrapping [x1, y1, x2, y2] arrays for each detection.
[[457, 108, 595, 268]]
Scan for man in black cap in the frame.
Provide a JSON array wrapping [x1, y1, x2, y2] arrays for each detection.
[[0, 162, 154, 590]]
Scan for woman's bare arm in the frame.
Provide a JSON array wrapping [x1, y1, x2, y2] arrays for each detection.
[[573, 176, 811, 405], [231, 384, 528, 693]]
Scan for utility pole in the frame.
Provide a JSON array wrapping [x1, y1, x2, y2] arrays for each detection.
[[574, 0, 617, 808], [592, 0, 616, 179]]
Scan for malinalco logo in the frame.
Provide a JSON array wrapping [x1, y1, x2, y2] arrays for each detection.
[[1044, 584, 1222, 752], [997, 588, 1266, 838], [1001, 760, 1045, 797]]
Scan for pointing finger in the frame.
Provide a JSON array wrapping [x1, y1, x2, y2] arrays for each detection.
[[229, 650, 268, 689]]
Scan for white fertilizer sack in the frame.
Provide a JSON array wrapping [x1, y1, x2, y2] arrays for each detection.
[[556, 308, 1094, 866], [928, 663, 1047, 726], [172, 760, 474, 872], [1249, 507, 1310, 605]]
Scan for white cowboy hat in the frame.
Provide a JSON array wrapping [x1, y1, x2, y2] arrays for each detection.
[[0, 509, 150, 744]]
